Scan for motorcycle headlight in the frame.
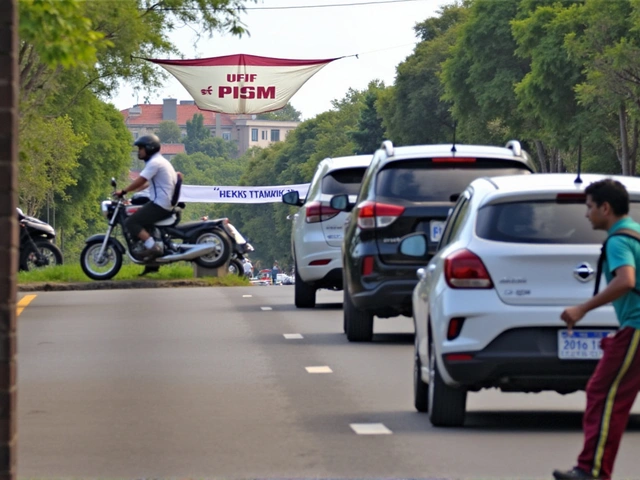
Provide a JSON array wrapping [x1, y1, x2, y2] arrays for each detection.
[[101, 200, 112, 218]]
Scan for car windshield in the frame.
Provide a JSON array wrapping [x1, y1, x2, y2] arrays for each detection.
[[375, 160, 531, 202], [321, 167, 367, 196], [476, 201, 640, 244]]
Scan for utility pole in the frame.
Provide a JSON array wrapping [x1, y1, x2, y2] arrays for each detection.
[[0, 0, 18, 478]]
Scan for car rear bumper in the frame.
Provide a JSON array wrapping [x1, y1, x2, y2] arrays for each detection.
[[351, 278, 418, 317], [441, 327, 613, 393]]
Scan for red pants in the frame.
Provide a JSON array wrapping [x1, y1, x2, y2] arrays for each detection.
[[577, 327, 640, 479]]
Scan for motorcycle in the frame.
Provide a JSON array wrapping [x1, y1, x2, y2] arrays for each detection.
[[225, 222, 254, 276], [79, 178, 232, 281], [18, 208, 63, 271]]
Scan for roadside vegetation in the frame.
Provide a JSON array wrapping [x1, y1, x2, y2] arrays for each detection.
[[19, 0, 640, 276], [18, 264, 250, 286]]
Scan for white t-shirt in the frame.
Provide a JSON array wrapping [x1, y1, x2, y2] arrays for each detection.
[[139, 153, 178, 211], [243, 262, 253, 274]]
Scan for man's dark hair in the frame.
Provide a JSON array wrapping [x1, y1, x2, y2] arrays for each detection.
[[585, 178, 630, 216]]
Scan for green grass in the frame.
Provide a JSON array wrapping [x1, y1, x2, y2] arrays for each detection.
[[18, 263, 250, 286]]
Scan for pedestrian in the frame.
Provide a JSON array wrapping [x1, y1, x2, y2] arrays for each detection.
[[243, 258, 253, 278], [554, 179, 640, 480], [271, 260, 279, 285]]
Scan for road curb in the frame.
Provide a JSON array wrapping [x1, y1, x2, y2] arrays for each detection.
[[17, 279, 216, 292]]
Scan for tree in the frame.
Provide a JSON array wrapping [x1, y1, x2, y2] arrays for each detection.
[[349, 81, 386, 154], [157, 121, 182, 143], [184, 113, 212, 154], [255, 103, 302, 121]]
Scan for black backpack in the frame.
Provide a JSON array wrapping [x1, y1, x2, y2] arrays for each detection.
[[594, 228, 640, 296]]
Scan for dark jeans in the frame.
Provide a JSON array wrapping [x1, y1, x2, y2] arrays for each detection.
[[125, 202, 171, 238]]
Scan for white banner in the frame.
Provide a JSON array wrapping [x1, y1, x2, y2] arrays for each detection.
[[148, 54, 340, 114], [180, 184, 310, 204]]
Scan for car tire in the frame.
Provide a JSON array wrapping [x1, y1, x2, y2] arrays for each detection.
[[414, 333, 429, 413], [343, 283, 374, 342], [294, 263, 316, 308], [428, 334, 466, 427]]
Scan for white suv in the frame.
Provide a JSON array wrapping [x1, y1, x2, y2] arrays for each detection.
[[283, 155, 373, 308], [403, 173, 640, 427]]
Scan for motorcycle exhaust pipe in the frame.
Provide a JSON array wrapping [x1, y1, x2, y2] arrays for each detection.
[[155, 244, 216, 263]]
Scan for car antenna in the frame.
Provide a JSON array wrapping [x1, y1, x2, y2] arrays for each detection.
[[451, 121, 457, 153], [575, 138, 583, 184]]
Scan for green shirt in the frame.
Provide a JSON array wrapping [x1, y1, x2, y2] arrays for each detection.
[[605, 217, 640, 329]]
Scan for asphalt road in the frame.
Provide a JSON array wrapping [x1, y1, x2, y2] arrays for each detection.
[[16, 286, 640, 479]]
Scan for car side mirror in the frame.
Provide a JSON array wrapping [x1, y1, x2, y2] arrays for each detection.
[[399, 233, 427, 257], [282, 191, 303, 206], [330, 194, 352, 212], [111, 177, 117, 188]]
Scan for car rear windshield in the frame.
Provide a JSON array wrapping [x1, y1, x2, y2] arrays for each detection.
[[375, 160, 530, 202], [476, 201, 640, 244], [322, 167, 367, 195]]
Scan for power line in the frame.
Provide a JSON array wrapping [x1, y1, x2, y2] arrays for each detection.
[[157, 0, 428, 12], [244, 0, 427, 10]]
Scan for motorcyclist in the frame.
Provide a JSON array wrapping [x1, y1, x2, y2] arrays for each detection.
[[114, 134, 178, 259]]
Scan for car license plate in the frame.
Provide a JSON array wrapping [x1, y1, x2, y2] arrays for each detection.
[[430, 220, 445, 242], [557, 330, 614, 360]]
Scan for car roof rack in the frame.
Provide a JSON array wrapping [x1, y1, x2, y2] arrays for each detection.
[[505, 140, 522, 157], [381, 140, 394, 157]]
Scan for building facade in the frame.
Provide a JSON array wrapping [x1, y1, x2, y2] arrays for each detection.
[[120, 98, 300, 157]]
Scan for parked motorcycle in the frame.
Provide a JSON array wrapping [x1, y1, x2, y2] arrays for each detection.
[[79, 178, 232, 281], [18, 208, 63, 271], [224, 222, 254, 276]]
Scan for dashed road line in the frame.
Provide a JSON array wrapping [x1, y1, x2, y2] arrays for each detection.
[[350, 423, 392, 435], [305, 366, 333, 373], [242, 294, 252, 298], [260, 306, 272, 311], [283, 333, 304, 339], [17, 295, 37, 317]]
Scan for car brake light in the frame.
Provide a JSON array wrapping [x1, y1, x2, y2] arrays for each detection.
[[362, 256, 374, 276], [444, 353, 474, 361], [447, 317, 465, 340], [305, 201, 340, 223], [357, 201, 405, 229], [556, 193, 586, 203], [432, 157, 476, 163], [444, 249, 493, 289]]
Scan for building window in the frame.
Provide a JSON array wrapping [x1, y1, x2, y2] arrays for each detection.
[[222, 132, 231, 141], [251, 128, 258, 142], [262, 130, 266, 140], [270, 129, 280, 142]]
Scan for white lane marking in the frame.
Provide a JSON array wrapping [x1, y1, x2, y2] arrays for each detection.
[[350, 423, 393, 435], [243, 295, 253, 298], [284, 334, 304, 339], [260, 307, 272, 311], [305, 366, 333, 373]]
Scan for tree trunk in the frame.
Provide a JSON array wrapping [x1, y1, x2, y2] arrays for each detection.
[[0, 1, 18, 479], [534, 140, 548, 173], [619, 103, 631, 175]]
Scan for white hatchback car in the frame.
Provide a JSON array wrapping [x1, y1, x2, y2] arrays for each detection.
[[283, 154, 373, 308], [403, 173, 640, 427]]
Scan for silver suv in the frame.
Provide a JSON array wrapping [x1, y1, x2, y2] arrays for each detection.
[[282, 154, 373, 308]]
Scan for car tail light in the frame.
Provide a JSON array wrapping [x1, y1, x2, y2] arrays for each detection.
[[444, 353, 474, 362], [447, 317, 465, 340], [356, 201, 405, 229], [362, 256, 374, 276], [444, 249, 493, 289], [305, 201, 340, 223]]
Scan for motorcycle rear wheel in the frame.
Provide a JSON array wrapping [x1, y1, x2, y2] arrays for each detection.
[[228, 258, 244, 276], [193, 229, 231, 269], [20, 240, 63, 271], [80, 239, 123, 280]]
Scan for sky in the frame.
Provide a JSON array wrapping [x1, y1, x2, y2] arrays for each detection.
[[110, 0, 454, 120]]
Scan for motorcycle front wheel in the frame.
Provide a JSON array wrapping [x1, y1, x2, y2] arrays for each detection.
[[80, 239, 123, 280], [20, 240, 63, 271]]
